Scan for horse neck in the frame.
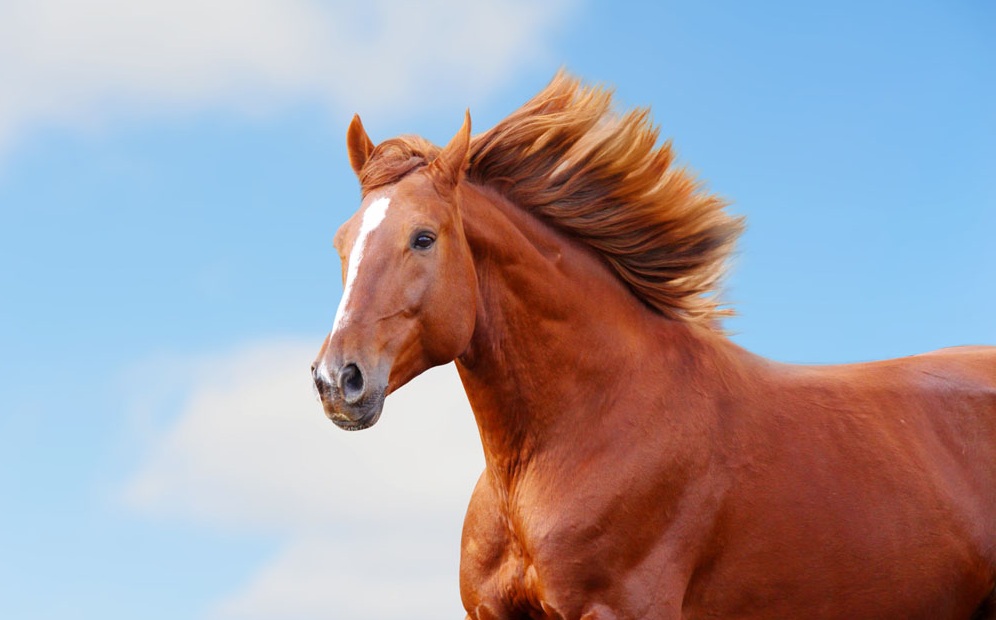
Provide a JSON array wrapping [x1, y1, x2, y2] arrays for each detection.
[[454, 183, 738, 483]]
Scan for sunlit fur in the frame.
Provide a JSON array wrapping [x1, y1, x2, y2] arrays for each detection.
[[357, 71, 744, 327]]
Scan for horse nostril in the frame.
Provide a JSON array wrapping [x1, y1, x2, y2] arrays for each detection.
[[338, 363, 365, 404]]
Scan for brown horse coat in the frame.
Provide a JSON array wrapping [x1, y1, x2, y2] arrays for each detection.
[[313, 74, 996, 619]]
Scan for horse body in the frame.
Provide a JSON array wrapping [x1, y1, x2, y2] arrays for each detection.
[[452, 183, 996, 618], [312, 74, 996, 618]]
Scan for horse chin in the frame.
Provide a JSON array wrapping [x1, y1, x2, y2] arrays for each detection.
[[324, 395, 385, 431]]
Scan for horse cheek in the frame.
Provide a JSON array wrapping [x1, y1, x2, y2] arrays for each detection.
[[424, 250, 477, 365]]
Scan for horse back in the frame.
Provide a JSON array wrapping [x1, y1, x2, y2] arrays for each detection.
[[901, 345, 996, 525], [899, 345, 996, 477], [781, 346, 996, 556], [688, 344, 996, 617], [784, 344, 996, 527]]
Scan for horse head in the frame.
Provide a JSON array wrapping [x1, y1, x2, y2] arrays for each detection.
[[312, 113, 478, 430]]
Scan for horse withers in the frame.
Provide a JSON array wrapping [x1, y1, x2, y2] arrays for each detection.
[[312, 73, 996, 619]]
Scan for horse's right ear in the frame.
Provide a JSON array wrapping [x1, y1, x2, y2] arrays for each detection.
[[346, 114, 375, 178], [429, 110, 471, 196]]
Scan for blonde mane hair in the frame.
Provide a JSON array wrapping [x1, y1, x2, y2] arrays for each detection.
[[359, 71, 745, 327]]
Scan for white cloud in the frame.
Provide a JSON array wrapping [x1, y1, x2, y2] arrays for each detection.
[[210, 534, 464, 620], [0, 0, 573, 155], [122, 338, 483, 618]]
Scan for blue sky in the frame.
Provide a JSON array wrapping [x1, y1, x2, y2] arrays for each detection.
[[1, 1, 993, 618]]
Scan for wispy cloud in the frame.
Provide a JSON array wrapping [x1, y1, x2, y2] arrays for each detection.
[[122, 339, 482, 618], [0, 0, 573, 157]]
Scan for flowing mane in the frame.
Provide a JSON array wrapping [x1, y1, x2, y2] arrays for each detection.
[[358, 71, 745, 326]]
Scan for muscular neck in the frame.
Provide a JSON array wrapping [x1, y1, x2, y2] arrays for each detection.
[[453, 183, 732, 490]]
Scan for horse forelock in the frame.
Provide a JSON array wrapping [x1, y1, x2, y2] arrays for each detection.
[[355, 71, 745, 328], [358, 135, 440, 194]]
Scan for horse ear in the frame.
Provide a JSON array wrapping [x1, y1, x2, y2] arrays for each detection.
[[346, 114, 375, 178], [430, 110, 471, 194]]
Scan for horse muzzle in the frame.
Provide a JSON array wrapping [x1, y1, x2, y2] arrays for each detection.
[[311, 359, 387, 430]]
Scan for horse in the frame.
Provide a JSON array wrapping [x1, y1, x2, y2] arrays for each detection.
[[312, 72, 996, 619]]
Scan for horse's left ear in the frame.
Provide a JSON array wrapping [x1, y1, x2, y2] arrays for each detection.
[[429, 110, 471, 195]]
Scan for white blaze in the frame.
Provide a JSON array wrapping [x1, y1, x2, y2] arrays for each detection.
[[331, 197, 392, 337]]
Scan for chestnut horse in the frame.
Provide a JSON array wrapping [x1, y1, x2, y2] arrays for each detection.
[[312, 73, 996, 619]]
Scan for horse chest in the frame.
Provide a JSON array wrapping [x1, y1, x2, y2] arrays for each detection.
[[462, 526, 589, 619], [459, 451, 705, 618], [461, 490, 643, 619], [461, 504, 551, 615]]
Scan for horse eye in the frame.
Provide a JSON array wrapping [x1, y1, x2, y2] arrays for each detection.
[[412, 233, 436, 250]]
